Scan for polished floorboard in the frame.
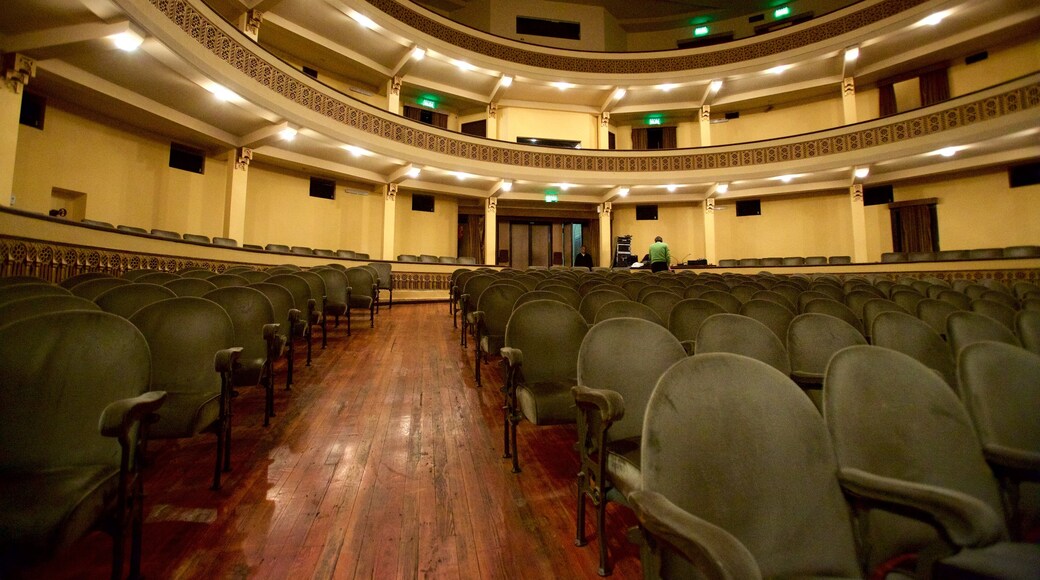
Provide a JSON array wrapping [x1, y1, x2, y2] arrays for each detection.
[[24, 303, 642, 579]]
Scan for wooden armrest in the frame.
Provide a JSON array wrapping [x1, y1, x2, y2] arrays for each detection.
[[214, 347, 244, 373], [500, 347, 523, 367], [263, 323, 279, 340], [572, 385, 625, 423], [983, 444, 1040, 473], [629, 490, 762, 580], [837, 467, 1007, 548], [99, 391, 168, 438]]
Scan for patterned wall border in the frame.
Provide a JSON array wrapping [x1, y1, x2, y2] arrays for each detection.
[[367, 0, 927, 74], [148, 0, 1040, 174]]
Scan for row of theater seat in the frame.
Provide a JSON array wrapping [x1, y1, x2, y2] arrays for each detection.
[[397, 254, 478, 264], [717, 255, 852, 267], [882, 245, 1040, 262], [445, 265, 1040, 577]]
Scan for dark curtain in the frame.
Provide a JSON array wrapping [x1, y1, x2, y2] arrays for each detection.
[[662, 126, 678, 149], [403, 106, 422, 121], [891, 204, 937, 252], [879, 84, 897, 117], [431, 111, 448, 128], [631, 128, 648, 150], [919, 67, 950, 107]]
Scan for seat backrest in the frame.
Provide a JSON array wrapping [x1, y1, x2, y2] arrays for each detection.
[[824, 346, 1006, 530], [150, 228, 181, 239], [872, 311, 956, 387], [644, 353, 860, 578], [861, 298, 908, 337], [739, 299, 795, 343], [1016, 309, 1040, 356], [204, 287, 276, 360], [290, 246, 315, 255], [315, 268, 348, 306], [266, 274, 313, 312], [0, 311, 151, 470], [438, 256, 457, 264], [958, 341, 1040, 463], [337, 250, 357, 259], [182, 233, 210, 243], [248, 283, 296, 338], [843, 290, 879, 320], [344, 267, 376, 300], [397, 254, 418, 262], [163, 277, 218, 297], [787, 313, 867, 380], [504, 300, 588, 385], [668, 298, 726, 344], [129, 297, 235, 398], [206, 273, 248, 288], [696, 313, 791, 374], [178, 268, 216, 279], [136, 271, 180, 285], [59, 272, 113, 289], [593, 300, 664, 326], [936, 289, 972, 310], [476, 283, 526, 339], [95, 282, 177, 319], [419, 254, 438, 263], [122, 268, 160, 281], [514, 290, 569, 309], [578, 289, 629, 323], [946, 310, 1021, 357], [697, 290, 742, 313], [69, 277, 132, 300], [803, 298, 864, 336], [970, 298, 1017, 330], [236, 271, 270, 284], [640, 290, 683, 326], [367, 262, 392, 289], [456, 257, 477, 265], [0, 282, 71, 304], [294, 271, 328, 302], [750, 289, 795, 313], [265, 244, 291, 253], [0, 294, 100, 327], [212, 236, 238, 247]]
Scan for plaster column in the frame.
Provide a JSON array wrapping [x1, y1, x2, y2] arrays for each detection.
[[237, 9, 262, 42], [698, 105, 712, 146], [598, 112, 611, 149], [484, 197, 497, 265], [223, 147, 251, 241], [382, 183, 397, 261], [842, 77, 858, 124], [486, 104, 498, 140], [0, 54, 35, 206], [598, 202, 612, 268], [387, 77, 401, 115], [703, 198, 717, 265], [849, 184, 869, 263]]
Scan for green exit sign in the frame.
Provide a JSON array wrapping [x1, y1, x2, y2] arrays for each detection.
[[774, 6, 791, 18], [693, 26, 710, 37], [647, 117, 663, 126], [418, 98, 437, 109], [545, 192, 558, 203]]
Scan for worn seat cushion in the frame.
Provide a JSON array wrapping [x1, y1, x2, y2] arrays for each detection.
[[150, 391, 220, 438], [0, 466, 119, 559], [517, 379, 576, 425], [606, 436, 641, 500], [935, 542, 1040, 578]]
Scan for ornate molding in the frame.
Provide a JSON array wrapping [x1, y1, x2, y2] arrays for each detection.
[[391, 76, 402, 96], [486, 197, 497, 214], [850, 183, 864, 202], [699, 105, 711, 123], [705, 198, 715, 213], [244, 9, 263, 37], [487, 103, 497, 119], [235, 146, 253, 170], [365, 0, 929, 74], [600, 112, 610, 128], [386, 182, 398, 201], [600, 202, 611, 217], [843, 76, 856, 97], [2, 53, 36, 94], [143, 0, 1040, 174]]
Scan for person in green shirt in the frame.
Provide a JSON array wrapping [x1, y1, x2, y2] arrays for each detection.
[[648, 236, 671, 272]]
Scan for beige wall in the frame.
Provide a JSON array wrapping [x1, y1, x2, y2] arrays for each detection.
[[497, 106, 598, 148], [714, 192, 852, 259], [488, 0, 610, 51], [243, 164, 383, 253], [393, 190, 460, 257], [711, 95, 844, 145], [13, 102, 226, 235], [949, 38, 1040, 98], [612, 203, 705, 263]]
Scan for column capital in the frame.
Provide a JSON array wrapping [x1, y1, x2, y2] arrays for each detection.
[[699, 105, 711, 122], [390, 76, 402, 96], [2, 53, 36, 94], [386, 182, 398, 201], [486, 196, 497, 213], [850, 183, 863, 202], [600, 111, 610, 127], [245, 10, 263, 37], [234, 147, 253, 171], [599, 201, 612, 216], [705, 198, 715, 213], [487, 103, 497, 119], [842, 76, 856, 97]]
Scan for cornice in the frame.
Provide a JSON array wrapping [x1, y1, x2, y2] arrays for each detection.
[[140, 0, 1039, 181]]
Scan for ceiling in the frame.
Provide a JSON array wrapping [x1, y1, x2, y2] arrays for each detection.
[[0, 0, 1038, 208]]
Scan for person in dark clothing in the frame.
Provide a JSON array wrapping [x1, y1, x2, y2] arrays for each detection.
[[574, 245, 594, 270]]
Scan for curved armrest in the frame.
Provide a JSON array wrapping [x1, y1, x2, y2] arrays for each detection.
[[629, 490, 762, 580], [288, 308, 301, 323], [99, 391, 168, 438], [306, 298, 319, 324], [263, 323, 279, 340], [983, 443, 1040, 473], [500, 346, 523, 368], [837, 467, 1008, 548], [572, 385, 625, 423], [790, 370, 824, 386], [214, 347, 244, 373], [470, 310, 484, 327]]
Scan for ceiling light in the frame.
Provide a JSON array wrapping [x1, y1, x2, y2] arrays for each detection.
[[501, 180, 512, 192], [708, 80, 723, 93], [854, 167, 870, 179], [556, 183, 573, 191], [454, 172, 470, 180], [935, 146, 962, 157], [767, 65, 792, 75], [279, 127, 298, 141], [613, 88, 627, 100], [452, 59, 475, 72], [666, 184, 677, 192], [207, 84, 237, 102], [617, 187, 629, 198], [552, 82, 574, 90], [715, 183, 729, 194], [350, 12, 376, 29], [111, 31, 144, 52], [844, 47, 860, 62], [918, 11, 949, 26], [341, 145, 369, 157], [407, 166, 421, 178], [657, 83, 678, 92], [501, 75, 513, 87], [410, 47, 426, 60], [775, 174, 796, 183]]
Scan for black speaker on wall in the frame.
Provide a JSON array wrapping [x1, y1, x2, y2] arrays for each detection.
[[309, 177, 336, 199], [1008, 162, 1040, 188], [412, 193, 435, 212], [736, 199, 761, 216], [636, 205, 658, 220], [863, 184, 894, 206], [169, 143, 205, 174]]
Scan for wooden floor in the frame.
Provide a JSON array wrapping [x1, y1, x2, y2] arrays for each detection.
[[23, 303, 642, 579]]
